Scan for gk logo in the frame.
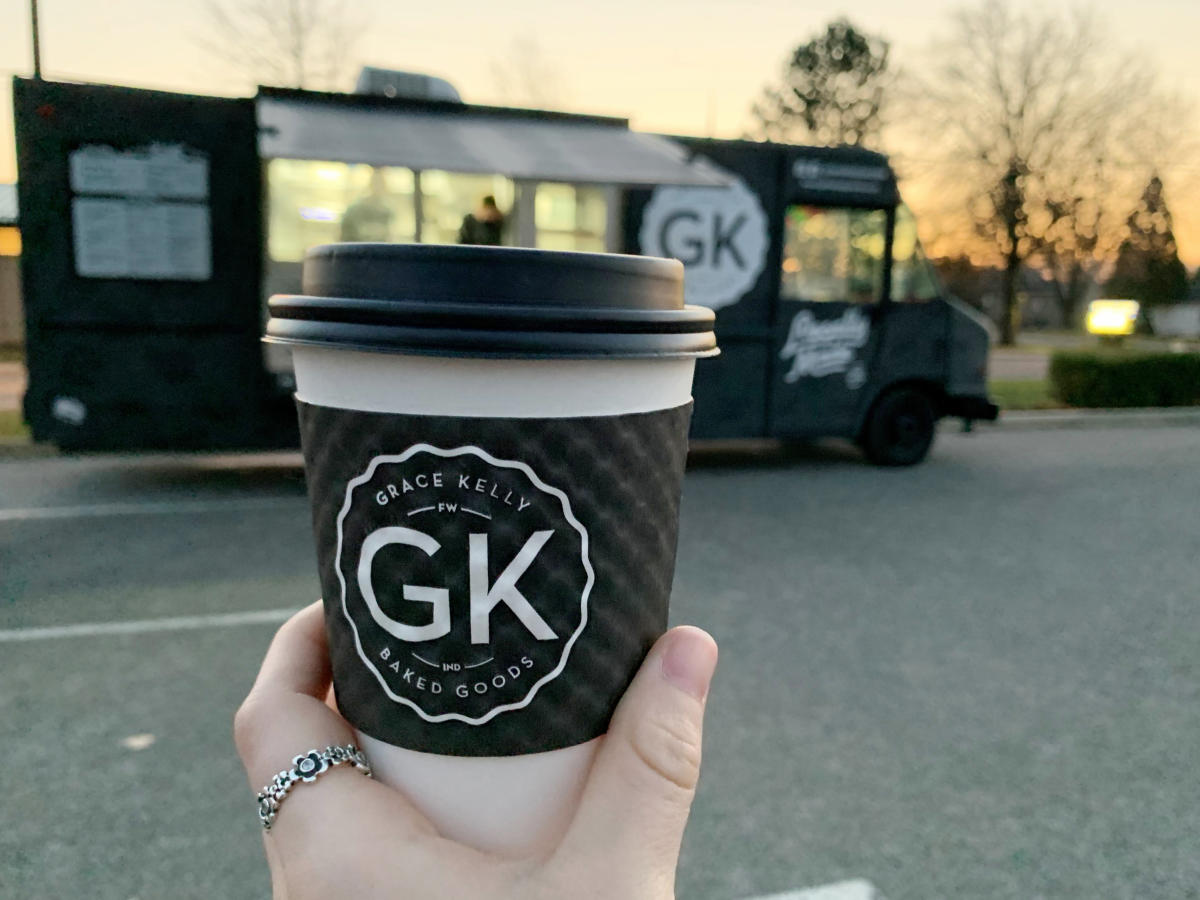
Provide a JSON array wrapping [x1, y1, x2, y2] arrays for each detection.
[[639, 180, 768, 312], [657, 209, 747, 268], [357, 526, 557, 645]]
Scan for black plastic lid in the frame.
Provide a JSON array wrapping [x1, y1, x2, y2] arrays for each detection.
[[265, 244, 718, 359]]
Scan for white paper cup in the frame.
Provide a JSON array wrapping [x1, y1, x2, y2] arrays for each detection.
[[268, 244, 716, 856]]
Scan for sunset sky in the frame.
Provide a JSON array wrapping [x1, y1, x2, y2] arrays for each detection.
[[2, 0, 1198, 264]]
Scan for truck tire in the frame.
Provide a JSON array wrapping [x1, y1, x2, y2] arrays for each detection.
[[860, 387, 938, 466]]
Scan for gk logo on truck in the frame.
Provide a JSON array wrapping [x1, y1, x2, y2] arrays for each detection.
[[640, 179, 768, 311]]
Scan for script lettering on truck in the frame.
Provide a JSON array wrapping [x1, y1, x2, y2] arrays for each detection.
[[779, 308, 871, 387]]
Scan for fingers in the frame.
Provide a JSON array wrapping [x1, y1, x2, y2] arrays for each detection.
[[233, 602, 440, 851], [555, 626, 718, 890], [251, 601, 332, 701], [234, 603, 352, 788]]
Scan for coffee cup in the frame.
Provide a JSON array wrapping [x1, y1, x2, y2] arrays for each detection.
[[266, 243, 716, 856]]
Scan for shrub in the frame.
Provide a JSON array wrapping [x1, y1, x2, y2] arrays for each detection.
[[1049, 351, 1200, 408]]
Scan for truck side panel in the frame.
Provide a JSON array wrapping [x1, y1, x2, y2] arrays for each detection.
[[13, 78, 279, 449], [623, 140, 784, 439]]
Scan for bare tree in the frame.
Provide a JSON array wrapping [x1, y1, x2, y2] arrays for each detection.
[[910, 1, 1169, 342], [1027, 87, 1135, 328], [487, 38, 569, 110], [1122, 90, 1200, 178], [200, 0, 367, 91], [1028, 74, 1200, 325], [751, 18, 891, 147]]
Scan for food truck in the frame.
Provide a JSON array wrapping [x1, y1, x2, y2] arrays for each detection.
[[13, 75, 996, 464]]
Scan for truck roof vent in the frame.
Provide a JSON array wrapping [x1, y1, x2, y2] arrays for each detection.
[[354, 67, 462, 103]]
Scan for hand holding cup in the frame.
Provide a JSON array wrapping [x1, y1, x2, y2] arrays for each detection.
[[235, 602, 718, 899]]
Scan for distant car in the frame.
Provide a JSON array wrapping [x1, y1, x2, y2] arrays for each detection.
[[1086, 299, 1140, 339]]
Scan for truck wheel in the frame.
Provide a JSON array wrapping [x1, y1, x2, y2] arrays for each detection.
[[860, 388, 938, 466]]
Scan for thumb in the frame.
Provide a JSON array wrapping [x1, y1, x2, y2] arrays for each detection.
[[554, 626, 718, 893]]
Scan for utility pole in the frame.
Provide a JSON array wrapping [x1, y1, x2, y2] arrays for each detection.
[[31, 0, 43, 79]]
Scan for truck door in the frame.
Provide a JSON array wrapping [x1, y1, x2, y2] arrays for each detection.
[[13, 78, 268, 450], [769, 204, 888, 437]]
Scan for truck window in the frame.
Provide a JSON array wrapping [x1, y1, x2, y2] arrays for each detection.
[[535, 183, 607, 252], [419, 170, 515, 245], [265, 160, 521, 257], [780, 206, 886, 305], [266, 160, 417, 262], [890, 205, 941, 303]]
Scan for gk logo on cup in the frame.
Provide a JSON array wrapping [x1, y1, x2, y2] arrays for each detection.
[[639, 179, 768, 311], [335, 444, 593, 726]]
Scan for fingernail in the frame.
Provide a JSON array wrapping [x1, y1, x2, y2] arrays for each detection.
[[661, 628, 718, 700]]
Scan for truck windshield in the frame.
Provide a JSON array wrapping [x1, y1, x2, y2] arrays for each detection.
[[780, 205, 886, 304], [891, 204, 941, 303]]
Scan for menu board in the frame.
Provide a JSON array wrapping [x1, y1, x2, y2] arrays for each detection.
[[69, 143, 212, 281]]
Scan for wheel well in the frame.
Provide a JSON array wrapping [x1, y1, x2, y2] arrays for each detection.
[[857, 380, 945, 436]]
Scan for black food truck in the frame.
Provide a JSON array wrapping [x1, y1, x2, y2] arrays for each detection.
[[13, 76, 996, 464]]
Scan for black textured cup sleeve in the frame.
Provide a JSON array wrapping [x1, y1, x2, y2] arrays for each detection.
[[297, 400, 693, 757]]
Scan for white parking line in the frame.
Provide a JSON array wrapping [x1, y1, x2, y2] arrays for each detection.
[[741, 880, 884, 900], [0, 497, 301, 522], [0, 608, 298, 642]]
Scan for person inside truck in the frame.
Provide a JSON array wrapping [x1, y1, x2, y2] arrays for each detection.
[[457, 195, 506, 246], [340, 168, 395, 243]]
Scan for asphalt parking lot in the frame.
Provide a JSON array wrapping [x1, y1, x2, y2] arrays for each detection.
[[2, 424, 1199, 899]]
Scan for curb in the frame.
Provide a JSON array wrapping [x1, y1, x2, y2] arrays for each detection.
[[949, 407, 1200, 432], [3, 410, 1197, 459], [0, 439, 57, 460]]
